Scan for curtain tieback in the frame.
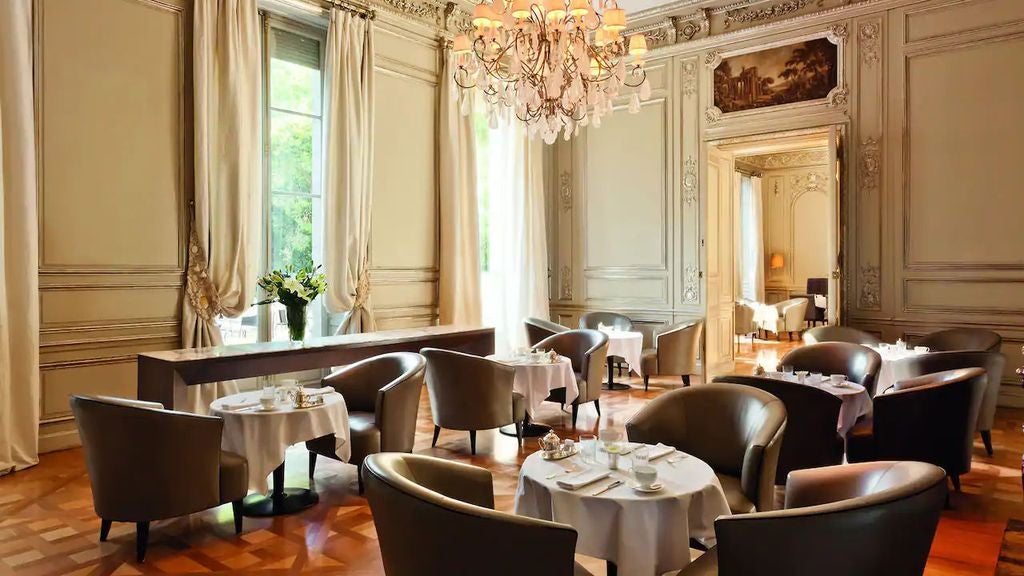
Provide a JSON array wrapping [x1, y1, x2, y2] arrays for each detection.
[[185, 227, 222, 321], [352, 258, 371, 310]]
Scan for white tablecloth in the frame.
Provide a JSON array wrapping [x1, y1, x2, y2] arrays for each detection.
[[870, 346, 930, 395], [767, 374, 871, 435], [515, 448, 731, 575], [601, 330, 645, 376], [488, 355, 578, 416], [211, 390, 351, 492]]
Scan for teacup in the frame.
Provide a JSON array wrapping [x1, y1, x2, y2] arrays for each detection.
[[634, 464, 658, 489], [259, 396, 276, 410], [914, 346, 929, 353], [830, 374, 847, 386]]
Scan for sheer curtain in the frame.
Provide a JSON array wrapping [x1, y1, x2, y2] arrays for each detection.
[[0, 0, 41, 473], [183, 0, 261, 413], [438, 49, 482, 326], [323, 8, 376, 334], [738, 174, 765, 302], [479, 120, 549, 354]]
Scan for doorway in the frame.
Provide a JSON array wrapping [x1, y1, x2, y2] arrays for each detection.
[[703, 126, 844, 377]]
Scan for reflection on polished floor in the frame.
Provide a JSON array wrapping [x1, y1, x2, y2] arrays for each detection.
[[0, 338, 1019, 576]]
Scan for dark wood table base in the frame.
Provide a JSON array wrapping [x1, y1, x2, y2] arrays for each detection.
[[242, 462, 318, 517], [603, 362, 632, 391]]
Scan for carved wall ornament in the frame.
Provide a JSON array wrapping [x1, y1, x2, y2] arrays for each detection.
[[859, 265, 880, 310], [789, 170, 828, 195], [444, 2, 470, 33], [705, 106, 723, 124], [682, 60, 698, 97], [374, 0, 443, 25], [858, 21, 881, 66], [723, 0, 814, 30], [737, 148, 829, 170], [827, 23, 849, 43], [683, 265, 699, 302], [559, 171, 572, 211], [859, 136, 880, 194], [683, 156, 698, 205], [704, 50, 722, 68], [560, 265, 573, 300], [673, 9, 710, 41], [826, 86, 849, 108]]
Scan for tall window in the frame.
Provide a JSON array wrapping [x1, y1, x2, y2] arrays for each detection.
[[218, 16, 327, 345]]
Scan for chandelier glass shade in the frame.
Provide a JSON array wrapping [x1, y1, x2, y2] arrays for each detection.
[[452, 0, 650, 143]]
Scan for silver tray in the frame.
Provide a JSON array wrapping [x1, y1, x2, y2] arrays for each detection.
[[540, 445, 578, 461], [292, 396, 325, 409]]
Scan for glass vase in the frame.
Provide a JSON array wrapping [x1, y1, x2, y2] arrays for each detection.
[[285, 302, 307, 342]]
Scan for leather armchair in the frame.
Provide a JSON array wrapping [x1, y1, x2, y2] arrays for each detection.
[[757, 298, 808, 340], [918, 327, 1002, 352], [734, 302, 756, 350], [779, 342, 882, 397], [539, 329, 609, 428], [897, 350, 1006, 455], [524, 317, 568, 347], [640, 319, 703, 391], [846, 368, 987, 491], [69, 395, 248, 562], [680, 461, 947, 576], [802, 325, 881, 346], [421, 348, 526, 454], [625, 384, 786, 513], [362, 453, 590, 576], [306, 352, 425, 493], [713, 375, 843, 484], [579, 311, 632, 375]]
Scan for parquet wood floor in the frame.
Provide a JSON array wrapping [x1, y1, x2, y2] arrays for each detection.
[[0, 337, 1020, 575]]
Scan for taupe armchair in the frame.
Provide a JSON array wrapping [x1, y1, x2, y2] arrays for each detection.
[[306, 352, 425, 493], [802, 325, 881, 347], [524, 317, 568, 347], [714, 375, 843, 484], [579, 311, 632, 375], [640, 319, 704, 391], [847, 368, 987, 491], [362, 453, 590, 576], [898, 350, 1006, 455], [626, 384, 786, 513], [757, 298, 808, 340], [734, 301, 757, 351], [422, 348, 525, 454], [779, 342, 882, 397], [69, 395, 248, 562], [680, 461, 947, 576], [540, 329, 609, 428], [918, 327, 1002, 352]]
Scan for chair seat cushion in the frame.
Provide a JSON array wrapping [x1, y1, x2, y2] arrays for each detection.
[[715, 473, 756, 514], [845, 416, 875, 463], [679, 547, 719, 576], [512, 392, 527, 423], [641, 349, 658, 375], [219, 450, 249, 504], [308, 412, 380, 465]]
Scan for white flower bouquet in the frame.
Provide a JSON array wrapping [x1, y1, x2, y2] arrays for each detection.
[[256, 264, 327, 340]]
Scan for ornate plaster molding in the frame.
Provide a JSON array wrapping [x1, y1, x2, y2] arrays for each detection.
[[560, 265, 573, 300], [704, 106, 723, 125], [681, 59, 698, 97], [859, 265, 880, 310], [859, 136, 881, 193], [704, 50, 723, 68], [825, 86, 849, 108], [723, 0, 815, 30], [683, 156, 698, 205], [673, 9, 711, 41], [737, 148, 829, 169], [683, 265, 699, 302], [858, 21, 881, 66], [559, 171, 572, 212], [826, 22, 849, 43], [632, 19, 678, 49]]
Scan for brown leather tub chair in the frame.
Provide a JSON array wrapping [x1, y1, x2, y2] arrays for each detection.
[[524, 317, 568, 347], [847, 368, 987, 491], [422, 348, 525, 453], [538, 329, 609, 428], [70, 395, 248, 562], [579, 311, 632, 375], [802, 325, 881, 346], [714, 375, 843, 484], [918, 327, 1002, 352], [896, 350, 1006, 455], [640, 319, 704, 391], [779, 342, 882, 396], [306, 352, 425, 493], [363, 453, 591, 575], [626, 384, 786, 513], [680, 461, 947, 576]]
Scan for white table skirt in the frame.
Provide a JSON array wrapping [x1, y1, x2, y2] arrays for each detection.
[[602, 331, 645, 377], [767, 374, 871, 435], [211, 390, 351, 492], [871, 347, 930, 395], [515, 449, 730, 575], [488, 356, 578, 416]]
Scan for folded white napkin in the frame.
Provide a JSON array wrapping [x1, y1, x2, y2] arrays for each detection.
[[221, 400, 259, 411], [648, 443, 676, 460], [303, 386, 335, 397], [556, 469, 611, 491]]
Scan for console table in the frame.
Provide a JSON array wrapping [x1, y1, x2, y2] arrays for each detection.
[[138, 325, 494, 410]]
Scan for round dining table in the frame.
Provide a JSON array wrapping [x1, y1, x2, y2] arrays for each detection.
[[515, 447, 731, 575], [487, 354, 578, 437], [765, 373, 872, 435], [600, 330, 644, 390], [869, 345, 931, 395], [211, 389, 350, 517]]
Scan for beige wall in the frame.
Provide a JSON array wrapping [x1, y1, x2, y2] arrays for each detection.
[[34, 1, 443, 452], [548, 0, 1024, 403]]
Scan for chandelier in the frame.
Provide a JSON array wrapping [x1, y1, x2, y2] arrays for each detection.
[[452, 0, 650, 143]]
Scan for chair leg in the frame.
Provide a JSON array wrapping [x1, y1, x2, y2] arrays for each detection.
[[432, 425, 441, 447], [682, 375, 690, 387], [308, 452, 317, 480], [571, 404, 579, 428], [357, 462, 365, 495], [981, 430, 994, 456], [951, 475, 961, 492], [515, 421, 523, 446], [643, 375, 649, 391], [135, 521, 150, 563], [231, 500, 243, 534], [469, 430, 477, 455], [594, 399, 601, 417], [99, 519, 112, 542]]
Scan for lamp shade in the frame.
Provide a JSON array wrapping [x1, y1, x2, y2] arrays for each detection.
[[472, 3, 492, 29], [602, 7, 625, 31], [453, 34, 472, 55], [511, 0, 532, 18], [770, 252, 785, 270], [628, 34, 648, 56], [568, 0, 591, 17]]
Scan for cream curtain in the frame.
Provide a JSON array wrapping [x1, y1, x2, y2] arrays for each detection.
[[438, 49, 482, 326], [183, 0, 261, 413], [0, 0, 40, 474], [481, 121, 549, 354], [323, 9, 376, 334], [751, 176, 765, 301]]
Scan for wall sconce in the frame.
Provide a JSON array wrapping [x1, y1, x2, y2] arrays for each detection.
[[770, 253, 785, 270]]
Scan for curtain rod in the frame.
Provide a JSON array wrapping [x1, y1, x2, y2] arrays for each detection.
[[327, 0, 376, 19]]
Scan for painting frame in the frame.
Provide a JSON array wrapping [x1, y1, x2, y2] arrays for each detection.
[[704, 25, 848, 124]]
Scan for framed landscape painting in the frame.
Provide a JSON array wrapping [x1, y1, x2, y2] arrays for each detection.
[[711, 33, 842, 115]]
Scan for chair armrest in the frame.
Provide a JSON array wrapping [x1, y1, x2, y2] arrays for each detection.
[[377, 365, 425, 453], [323, 362, 381, 412], [654, 321, 703, 376], [740, 416, 786, 511], [404, 455, 496, 508]]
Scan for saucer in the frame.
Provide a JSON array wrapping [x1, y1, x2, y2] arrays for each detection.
[[255, 404, 280, 412], [631, 482, 664, 493]]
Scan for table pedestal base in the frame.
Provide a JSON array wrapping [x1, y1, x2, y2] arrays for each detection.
[[500, 422, 551, 438], [242, 488, 318, 517], [603, 363, 632, 391]]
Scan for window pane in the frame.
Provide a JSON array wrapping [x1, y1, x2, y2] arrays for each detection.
[[270, 194, 313, 271], [270, 111, 316, 196], [269, 30, 321, 115]]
